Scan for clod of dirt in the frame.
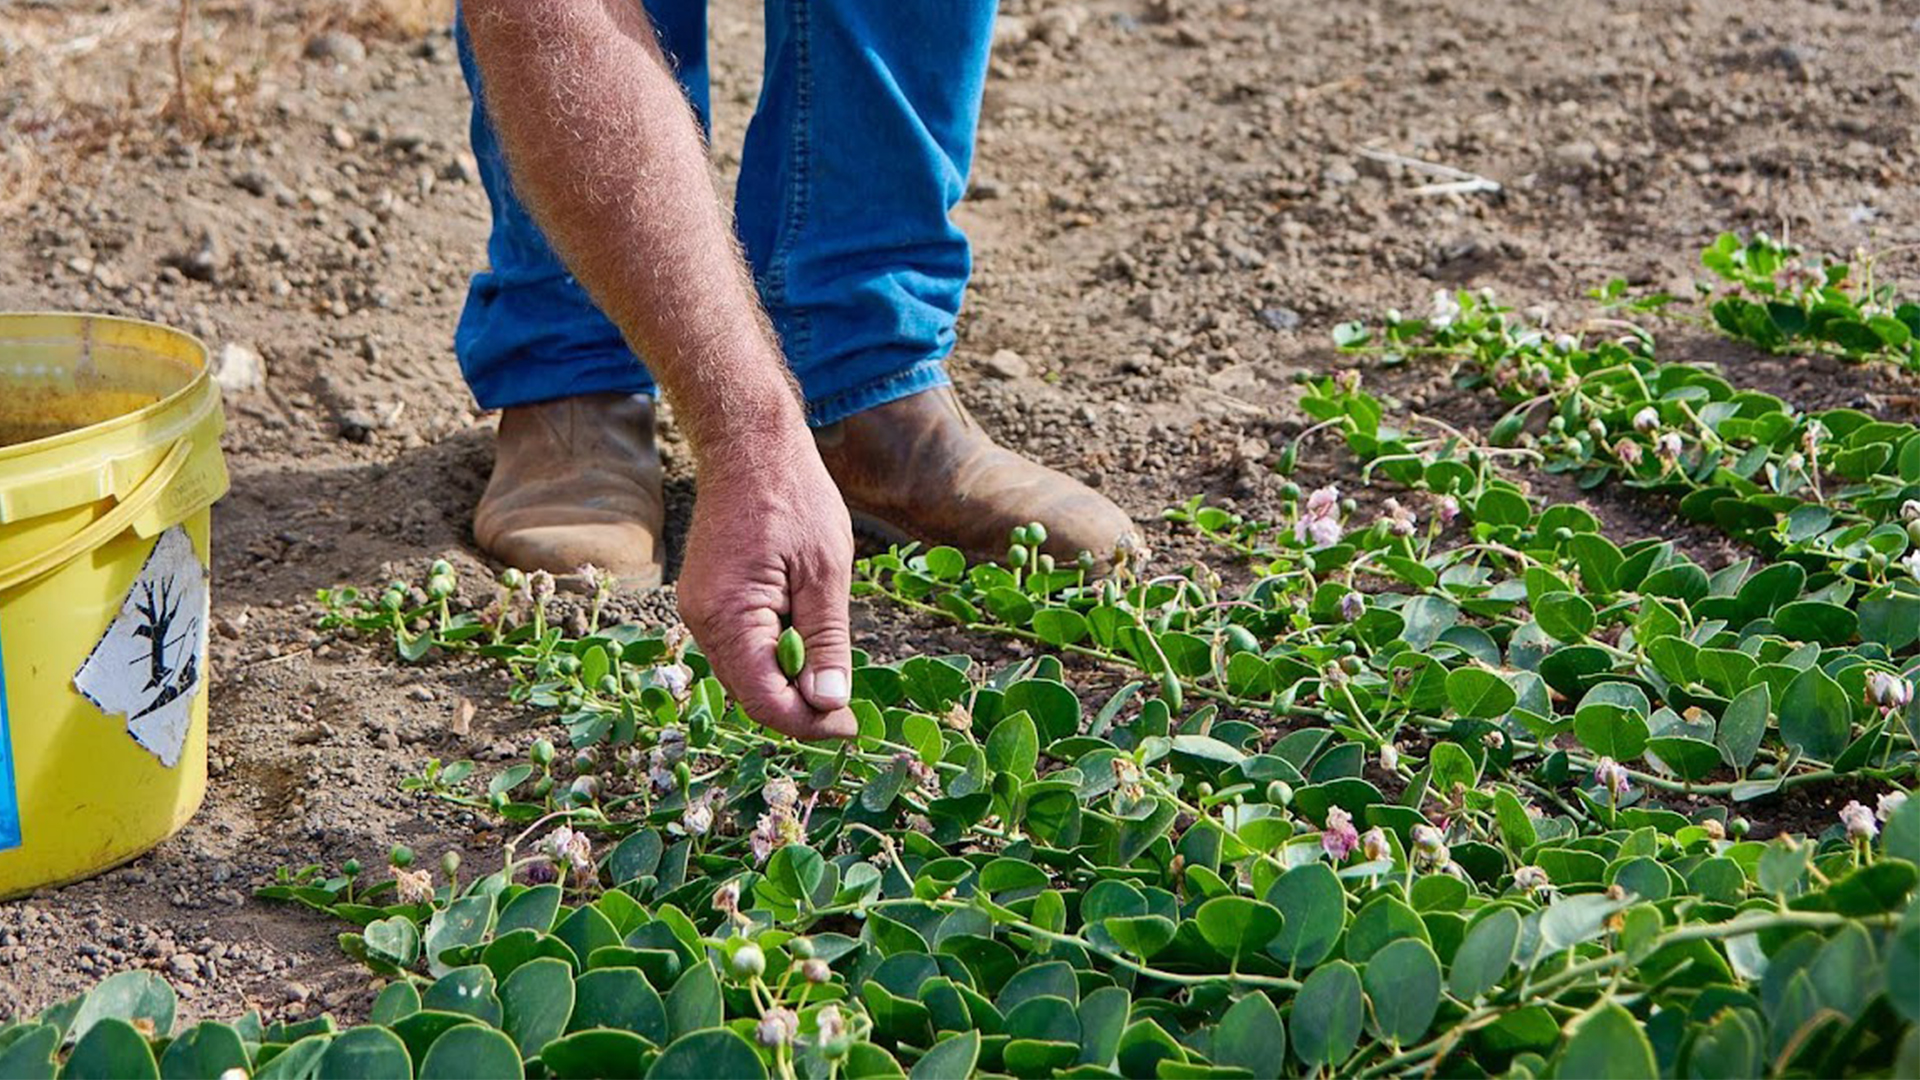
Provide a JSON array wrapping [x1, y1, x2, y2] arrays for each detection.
[[303, 30, 367, 66]]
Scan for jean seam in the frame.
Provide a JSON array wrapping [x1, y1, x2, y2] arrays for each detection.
[[768, 0, 813, 369]]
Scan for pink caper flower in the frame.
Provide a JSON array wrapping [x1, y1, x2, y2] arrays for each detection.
[[1436, 495, 1460, 527], [1877, 791, 1907, 823], [1410, 824, 1447, 860], [1840, 800, 1878, 841], [1512, 865, 1550, 892], [540, 827, 595, 881], [1359, 827, 1391, 862], [756, 1008, 800, 1048], [1294, 485, 1344, 548], [1339, 592, 1365, 622], [1615, 439, 1644, 467], [1654, 432, 1684, 466], [1321, 806, 1361, 861], [1381, 498, 1418, 538], [1632, 407, 1660, 434], [1594, 757, 1632, 800], [682, 791, 716, 837], [1866, 671, 1913, 713]]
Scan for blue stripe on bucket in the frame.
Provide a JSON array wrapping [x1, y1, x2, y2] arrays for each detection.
[[0, 626, 17, 851]]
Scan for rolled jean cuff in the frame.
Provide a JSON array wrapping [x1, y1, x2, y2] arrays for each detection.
[[805, 357, 950, 427], [467, 355, 656, 411]]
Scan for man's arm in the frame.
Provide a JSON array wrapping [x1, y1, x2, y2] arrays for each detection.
[[462, 0, 856, 739]]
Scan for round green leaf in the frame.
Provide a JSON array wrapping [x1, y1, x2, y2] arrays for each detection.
[[569, 970, 668, 1043], [1363, 938, 1442, 1046], [664, 963, 723, 1039], [417, 1025, 523, 1080], [910, 1031, 980, 1080], [1535, 592, 1597, 643], [1290, 961, 1364, 1067], [1771, 600, 1858, 647], [0, 1024, 58, 1080], [541, 1029, 652, 1080], [69, 970, 176, 1044], [317, 1026, 413, 1080], [1030, 609, 1088, 648], [1102, 915, 1177, 959], [1001, 680, 1082, 744], [1556, 1003, 1655, 1079], [1194, 896, 1284, 961], [1645, 736, 1721, 782], [1449, 907, 1520, 1001], [985, 712, 1039, 779], [159, 1022, 250, 1080], [1211, 992, 1285, 1078], [1344, 895, 1428, 964], [1573, 704, 1650, 762], [1779, 665, 1850, 761], [1264, 863, 1344, 969], [1445, 667, 1517, 719], [422, 967, 503, 1027], [62, 1018, 158, 1080], [501, 957, 575, 1058], [646, 1029, 767, 1080]]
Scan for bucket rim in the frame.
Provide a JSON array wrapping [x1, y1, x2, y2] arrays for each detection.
[[0, 311, 214, 461]]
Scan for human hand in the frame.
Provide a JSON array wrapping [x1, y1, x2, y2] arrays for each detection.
[[677, 428, 858, 740]]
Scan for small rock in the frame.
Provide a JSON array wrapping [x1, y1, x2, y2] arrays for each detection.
[[211, 343, 266, 396], [285, 982, 311, 1004], [1768, 43, 1816, 81], [231, 170, 273, 196], [337, 408, 379, 443], [442, 152, 480, 184], [1032, 6, 1086, 49], [166, 953, 200, 980], [1321, 159, 1360, 187], [1552, 140, 1599, 170], [979, 348, 1031, 380], [328, 125, 357, 151], [303, 30, 367, 66], [1681, 152, 1712, 174], [408, 686, 435, 703], [175, 229, 226, 283], [968, 177, 1005, 201], [991, 15, 1032, 52], [1258, 307, 1301, 332]]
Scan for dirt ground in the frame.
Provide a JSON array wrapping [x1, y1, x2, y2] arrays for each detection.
[[3, 0, 1918, 1025]]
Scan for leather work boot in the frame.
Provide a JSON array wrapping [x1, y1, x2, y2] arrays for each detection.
[[814, 385, 1139, 565], [474, 393, 666, 588]]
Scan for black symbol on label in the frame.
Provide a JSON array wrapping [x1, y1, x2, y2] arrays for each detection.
[[128, 576, 199, 721]]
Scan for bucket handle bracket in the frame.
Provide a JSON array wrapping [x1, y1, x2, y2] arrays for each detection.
[[0, 436, 194, 594]]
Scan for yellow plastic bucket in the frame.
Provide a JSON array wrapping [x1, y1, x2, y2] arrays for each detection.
[[0, 313, 228, 898]]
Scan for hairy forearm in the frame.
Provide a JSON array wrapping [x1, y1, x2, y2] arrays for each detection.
[[462, 0, 805, 472]]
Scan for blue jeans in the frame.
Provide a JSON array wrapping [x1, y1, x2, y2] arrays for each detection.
[[455, 1, 996, 425]]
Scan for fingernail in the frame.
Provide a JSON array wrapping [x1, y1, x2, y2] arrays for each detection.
[[812, 668, 850, 706]]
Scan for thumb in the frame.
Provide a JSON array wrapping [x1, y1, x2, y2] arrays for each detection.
[[789, 555, 854, 719]]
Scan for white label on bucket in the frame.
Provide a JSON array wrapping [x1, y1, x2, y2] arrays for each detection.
[[73, 526, 208, 768]]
